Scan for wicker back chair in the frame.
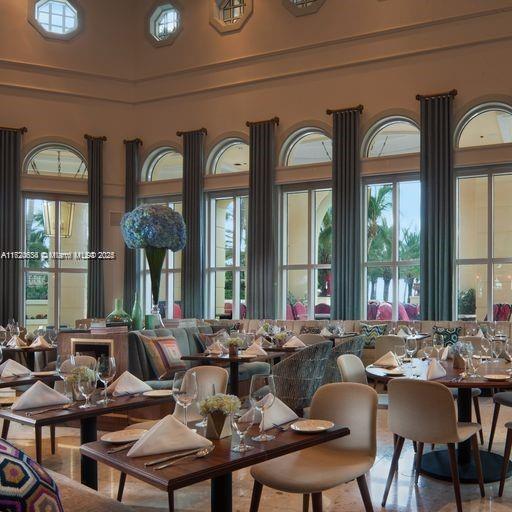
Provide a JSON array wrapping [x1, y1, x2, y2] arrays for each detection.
[[272, 341, 332, 414], [322, 335, 366, 385]]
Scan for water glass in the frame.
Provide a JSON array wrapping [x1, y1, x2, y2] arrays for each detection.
[[96, 355, 116, 405], [250, 374, 276, 442], [172, 371, 198, 427], [433, 334, 444, 359], [422, 340, 433, 359], [394, 344, 405, 367], [231, 408, 254, 453], [77, 366, 97, 408], [405, 338, 417, 360]]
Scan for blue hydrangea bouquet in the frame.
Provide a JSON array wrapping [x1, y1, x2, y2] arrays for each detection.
[[121, 204, 186, 322]]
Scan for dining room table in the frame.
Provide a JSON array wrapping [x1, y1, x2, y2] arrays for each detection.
[[366, 357, 512, 483], [181, 351, 288, 397], [1, 345, 57, 371], [80, 421, 350, 512], [0, 392, 173, 487], [0, 372, 60, 389]]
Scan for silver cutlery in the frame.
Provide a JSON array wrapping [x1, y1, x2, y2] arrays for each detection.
[[108, 441, 136, 454], [154, 445, 215, 470], [144, 448, 202, 467], [25, 403, 73, 416], [272, 423, 289, 432]]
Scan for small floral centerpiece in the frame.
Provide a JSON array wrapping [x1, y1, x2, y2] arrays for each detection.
[[199, 394, 241, 439], [452, 341, 473, 369], [121, 204, 186, 326], [225, 337, 244, 356], [274, 331, 289, 347], [66, 367, 97, 400]]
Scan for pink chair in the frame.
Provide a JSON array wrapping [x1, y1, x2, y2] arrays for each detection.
[[404, 303, 419, 320], [398, 303, 410, 321], [286, 303, 295, 320], [376, 302, 392, 320], [240, 304, 247, 319], [293, 302, 308, 320], [314, 303, 331, 315], [367, 302, 379, 320], [173, 303, 182, 319]]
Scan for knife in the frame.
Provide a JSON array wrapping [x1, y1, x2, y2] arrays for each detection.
[[144, 448, 200, 467]]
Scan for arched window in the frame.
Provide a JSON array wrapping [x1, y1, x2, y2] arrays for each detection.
[[208, 138, 249, 174], [24, 143, 87, 179], [142, 147, 183, 181], [364, 117, 420, 158], [283, 129, 332, 166], [457, 103, 512, 148]]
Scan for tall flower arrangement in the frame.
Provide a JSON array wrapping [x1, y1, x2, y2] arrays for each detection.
[[121, 204, 186, 320]]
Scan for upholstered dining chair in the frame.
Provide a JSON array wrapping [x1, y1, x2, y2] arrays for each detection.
[[383, 379, 484, 512], [272, 341, 332, 414], [249, 382, 378, 512], [298, 333, 325, 346], [117, 365, 229, 503], [374, 335, 404, 361], [321, 336, 366, 385]]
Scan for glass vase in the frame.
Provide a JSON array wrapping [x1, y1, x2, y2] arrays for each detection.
[[106, 298, 131, 325]]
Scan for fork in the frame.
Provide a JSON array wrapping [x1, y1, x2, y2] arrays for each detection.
[[272, 423, 289, 432], [107, 441, 136, 454]]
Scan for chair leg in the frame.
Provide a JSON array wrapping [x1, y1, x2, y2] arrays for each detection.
[[2, 419, 10, 439], [168, 490, 174, 512], [472, 396, 484, 445], [50, 425, 56, 455], [249, 481, 263, 512], [471, 434, 485, 498], [431, 444, 435, 451], [311, 493, 322, 512], [412, 441, 417, 453], [117, 472, 126, 502], [357, 475, 374, 512], [414, 442, 424, 485], [447, 443, 463, 512], [302, 494, 309, 512], [382, 435, 405, 507], [499, 428, 512, 497], [488, 403, 501, 452]]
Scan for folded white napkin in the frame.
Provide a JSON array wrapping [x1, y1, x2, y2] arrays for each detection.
[[441, 346, 452, 361], [207, 340, 228, 355], [397, 327, 410, 338], [127, 414, 211, 458], [255, 327, 267, 336], [244, 342, 267, 356], [0, 359, 30, 378], [426, 359, 447, 380], [373, 351, 399, 368], [283, 336, 306, 348], [6, 335, 26, 348], [259, 337, 273, 348], [12, 381, 70, 411], [240, 394, 298, 431], [0, 326, 5, 331], [30, 335, 51, 348], [106, 371, 152, 397], [475, 328, 485, 338], [320, 327, 332, 337]]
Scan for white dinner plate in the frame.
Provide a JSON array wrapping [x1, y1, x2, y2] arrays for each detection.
[[385, 368, 405, 376], [101, 429, 147, 444], [483, 374, 511, 382], [290, 419, 334, 433], [142, 390, 173, 397], [31, 371, 57, 377]]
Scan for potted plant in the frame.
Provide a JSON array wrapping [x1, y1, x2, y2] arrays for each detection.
[[225, 337, 244, 357], [199, 394, 241, 439]]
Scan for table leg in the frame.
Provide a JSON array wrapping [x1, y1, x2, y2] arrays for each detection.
[[211, 473, 232, 512], [80, 417, 98, 489], [421, 387, 512, 483], [229, 362, 239, 397], [35, 426, 42, 463]]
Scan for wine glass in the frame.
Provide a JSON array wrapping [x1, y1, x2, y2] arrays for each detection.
[[493, 339, 504, 364], [405, 338, 417, 360], [47, 328, 58, 348], [96, 355, 116, 405], [422, 340, 433, 360], [77, 365, 97, 408], [480, 337, 491, 360], [394, 344, 405, 368], [196, 382, 217, 428], [433, 334, 444, 360], [172, 371, 198, 427], [250, 374, 276, 442], [231, 407, 255, 453]]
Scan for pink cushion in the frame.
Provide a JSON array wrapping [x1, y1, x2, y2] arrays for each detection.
[[376, 302, 392, 320]]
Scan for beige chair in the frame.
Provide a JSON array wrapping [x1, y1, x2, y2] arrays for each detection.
[[382, 379, 484, 512], [298, 333, 326, 346], [337, 354, 388, 408], [249, 382, 378, 512], [374, 335, 404, 360]]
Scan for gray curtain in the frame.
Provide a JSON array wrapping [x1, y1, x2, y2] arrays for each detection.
[[123, 139, 142, 313], [246, 117, 279, 319], [329, 105, 363, 320], [180, 128, 206, 319], [0, 127, 25, 326], [418, 90, 457, 320], [85, 135, 106, 318]]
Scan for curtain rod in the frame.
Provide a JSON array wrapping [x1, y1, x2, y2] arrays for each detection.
[[246, 116, 280, 127], [0, 126, 27, 133], [123, 138, 143, 145], [84, 134, 107, 141], [416, 89, 458, 100], [326, 104, 364, 115], [176, 127, 208, 136]]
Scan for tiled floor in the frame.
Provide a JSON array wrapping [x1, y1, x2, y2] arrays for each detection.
[[7, 397, 512, 511]]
